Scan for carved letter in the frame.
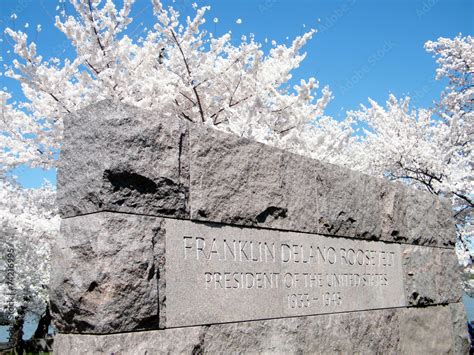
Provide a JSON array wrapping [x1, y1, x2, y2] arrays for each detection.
[[196, 237, 207, 260], [281, 243, 291, 263], [183, 236, 193, 259]]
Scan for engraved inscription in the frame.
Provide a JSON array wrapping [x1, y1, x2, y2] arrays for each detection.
[[165, 219, 406, 327]]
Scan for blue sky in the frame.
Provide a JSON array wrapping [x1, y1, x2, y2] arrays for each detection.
[[0, 0, 473, 188]]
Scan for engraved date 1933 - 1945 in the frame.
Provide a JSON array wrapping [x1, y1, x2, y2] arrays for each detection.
[[287, 292, 342, 309]]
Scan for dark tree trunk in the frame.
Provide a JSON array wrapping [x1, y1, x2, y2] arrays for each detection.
[[32, 305, 51, 339], [8, 306, 26, 354]]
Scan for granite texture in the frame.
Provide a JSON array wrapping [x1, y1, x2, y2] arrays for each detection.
[[402, 245, 462, 306], [50, 214, 462, 334], [58, 100, 190, 218], [398, 305, 454, 354], [52, 214, 410, 333], [53, 306, 456, 354], [449, 302, 471, 355], [50, 212, 163, 333], [189, 125, 456, 247], [52, 102, 464, 353], [53, 328, 202, 355], [392, 186, 455, 247], [164, 219, 406, 327], [58, 102, 456, 247]]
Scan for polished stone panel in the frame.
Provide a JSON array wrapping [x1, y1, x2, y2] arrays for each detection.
[[164, 219, 406, 327]]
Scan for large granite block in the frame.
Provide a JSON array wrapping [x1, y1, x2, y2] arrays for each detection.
[[52, 214, 408, 333], [449, 302, 471, 355], [58, 102, 455, 247], [58, 100, 190, 218], [189, 124, 382, 238], [53, 306, 456, 354], [51, 216, 460, 333], [52, 215, 461, 334], [53, 328, 203, 355], [50, 212, 163, 333], [402, 245, 462, 306], [188, 125, 455, 247], [391, 187, 455, 247], [398, 305, 455, 354], [51, 101, 465, 354]]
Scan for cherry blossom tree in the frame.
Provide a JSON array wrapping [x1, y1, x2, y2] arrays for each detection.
[[347, 35, 473, 266], [0, 180, 59, 349], [2, 0, 354, 174]]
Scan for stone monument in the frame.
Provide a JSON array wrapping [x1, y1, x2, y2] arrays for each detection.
[[50, 100, 469, 353]]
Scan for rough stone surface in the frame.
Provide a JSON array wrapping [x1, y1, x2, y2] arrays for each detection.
[[50, 213, 462, 344], [53, 328, 202, 355], [449, 302, 471, 355], [402, 245, 462, 306], [391, 187, 455, 247], [52, 215, 411, 332], [398, 305, 454, 354], [53, 101, 465, 353], [50, 212, 163, 333], [58, 102, 456, 247], [53, 306, 456, 354], [58, 100, 190, 218], [189, 125, 455, 247]]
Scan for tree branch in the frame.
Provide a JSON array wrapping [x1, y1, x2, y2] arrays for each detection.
[[179, 91, 196, 106], [87, 0, 110, 69], [170, 29, 205, 123], [454, 192, 473, 207]]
